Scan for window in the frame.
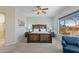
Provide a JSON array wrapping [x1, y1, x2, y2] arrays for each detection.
[[59, 11, 79, 35]]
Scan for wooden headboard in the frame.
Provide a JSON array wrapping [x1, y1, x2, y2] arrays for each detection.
[[32, 24, 47, 29]]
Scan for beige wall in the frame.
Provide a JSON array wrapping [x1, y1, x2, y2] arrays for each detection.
[[25, 16, 53, 29]]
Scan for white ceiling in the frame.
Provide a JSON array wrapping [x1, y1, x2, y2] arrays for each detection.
[[16, 6, 67, 17]]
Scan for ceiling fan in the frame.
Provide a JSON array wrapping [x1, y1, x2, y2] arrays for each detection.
[[32, 6, 48, 15]]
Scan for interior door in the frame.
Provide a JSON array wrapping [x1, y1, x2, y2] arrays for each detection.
[[0, 13, 5, 47]]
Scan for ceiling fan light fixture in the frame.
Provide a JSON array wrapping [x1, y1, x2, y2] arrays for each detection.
[[32, 6, 48, 15]]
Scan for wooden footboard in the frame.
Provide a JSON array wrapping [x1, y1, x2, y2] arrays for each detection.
[[27, 32, 52, 43]]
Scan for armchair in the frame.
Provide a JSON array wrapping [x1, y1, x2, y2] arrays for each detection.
[[62, 36, 79, 53]]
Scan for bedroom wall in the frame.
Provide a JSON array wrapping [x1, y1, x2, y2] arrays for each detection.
[[15, 8, 26, 42], [0, 7, 16, 45], [25, 16, 53, 31]]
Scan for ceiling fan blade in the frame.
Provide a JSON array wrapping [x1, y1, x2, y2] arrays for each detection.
[[33, 6, 48, 15], [42, 8, 48, 10], [36, 6, 41, 9], [42, 10, 46, 14]]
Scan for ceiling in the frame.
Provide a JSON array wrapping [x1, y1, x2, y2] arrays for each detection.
[[16, 6, 67, 17]]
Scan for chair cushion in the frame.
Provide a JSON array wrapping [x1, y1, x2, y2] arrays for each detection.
[[64, 45, 79, 53], [62, 36, 79, 45]]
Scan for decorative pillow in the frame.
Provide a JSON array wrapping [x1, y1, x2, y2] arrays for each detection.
[[40, 29, 46, 32], [33, 29, 39, 32]]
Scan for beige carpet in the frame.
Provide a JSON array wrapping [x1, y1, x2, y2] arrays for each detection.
[[0, 38, 63, 53]]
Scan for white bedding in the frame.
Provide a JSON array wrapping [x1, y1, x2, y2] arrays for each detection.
[[31, 28, 49, 33], [31, 31, 49, 33]]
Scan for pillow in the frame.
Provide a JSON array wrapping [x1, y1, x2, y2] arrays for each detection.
[[40, 29, 46, 32], [33, 29, 39, 32]]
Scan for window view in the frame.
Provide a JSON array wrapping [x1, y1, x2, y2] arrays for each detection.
[[59, 11, 79, 35]]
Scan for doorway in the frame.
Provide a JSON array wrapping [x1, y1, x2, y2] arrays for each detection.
[[0, 13, 5, 47]]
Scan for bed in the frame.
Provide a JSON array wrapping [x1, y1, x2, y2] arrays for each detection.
[[27, 24, 52, 43]]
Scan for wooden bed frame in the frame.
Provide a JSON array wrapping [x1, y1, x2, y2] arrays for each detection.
[[27, 24, 52, 43], [32, 24, 47, 31]]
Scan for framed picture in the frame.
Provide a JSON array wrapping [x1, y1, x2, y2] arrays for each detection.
[[18, 19, 25, 27]]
